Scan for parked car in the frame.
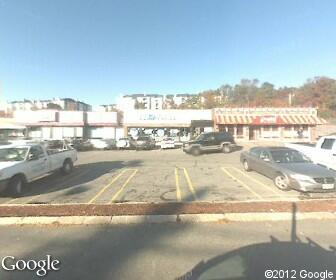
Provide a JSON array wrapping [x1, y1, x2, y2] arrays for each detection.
[[90, 139, 116, 150], [71, 139, 94, 151], [133, 136, 156, 150], [0, 143, 77, 196], [183, 132, 236, 156], [240, 146, 336, 192], [116, 137, 134, 150], [286, 135, 336, 171], [160, 137, 175, 149]]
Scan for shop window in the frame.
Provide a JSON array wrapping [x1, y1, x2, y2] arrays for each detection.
[[263, 126, 270, 131], [236, 125, 243, 138]]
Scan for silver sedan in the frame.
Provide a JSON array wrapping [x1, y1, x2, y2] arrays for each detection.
[[240, 147, 336, 192]]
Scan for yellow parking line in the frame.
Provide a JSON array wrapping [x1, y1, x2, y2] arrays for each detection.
[[221, 167, 262, 200], [109, 169, 138, 203], [88, 169, 128, 204], [175, 168, 182, 202], [230, 167, 282, 197], [183, 168, 197, 200]]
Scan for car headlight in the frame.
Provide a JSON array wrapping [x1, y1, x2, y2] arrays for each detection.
[[290, 174, 314, 182]]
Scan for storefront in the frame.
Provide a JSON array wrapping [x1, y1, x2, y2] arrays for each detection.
[[0, 118, 27, 140], [14, 110, 85, 140], [86, 112, 122, 140], [214, 108, 327, 142], [123, 110, 213, 142]]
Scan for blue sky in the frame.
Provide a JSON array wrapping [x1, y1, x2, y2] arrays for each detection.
[[1, 0, 336, 105]]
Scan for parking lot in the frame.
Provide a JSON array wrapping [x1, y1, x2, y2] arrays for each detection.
[[1, 147, 336, 206]]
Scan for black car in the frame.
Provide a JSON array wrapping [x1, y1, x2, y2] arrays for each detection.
[[133, 136, 156, 150], [183, 132, 236, 156]]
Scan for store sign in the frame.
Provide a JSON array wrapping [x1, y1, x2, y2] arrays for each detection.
[[124, 110, 212, 125], [139, 113, 176, 121], [252, 116, 281, 125], [260, 116, 277, 124]]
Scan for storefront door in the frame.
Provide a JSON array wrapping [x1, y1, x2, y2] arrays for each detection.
[[249, 126, 259, 140]]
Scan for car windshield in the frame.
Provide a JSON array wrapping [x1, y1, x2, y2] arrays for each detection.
[[195, 134, 206, 141], [0, 148, 28, 162], [270, 150, 310, 163]]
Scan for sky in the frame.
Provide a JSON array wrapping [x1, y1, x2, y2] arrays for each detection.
[[1, 0, 336, 105]]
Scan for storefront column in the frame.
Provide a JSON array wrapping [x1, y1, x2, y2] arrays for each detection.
[[280, 127, 284, 141], [310, 126, 317, 142]]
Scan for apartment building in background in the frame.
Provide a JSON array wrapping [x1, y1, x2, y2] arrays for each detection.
[[7, 98, 92, 112], [116, 93, 199, 110]]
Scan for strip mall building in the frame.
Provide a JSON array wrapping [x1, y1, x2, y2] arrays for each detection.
[[7, 107, 327, 142], [214, 107, 326, 141]]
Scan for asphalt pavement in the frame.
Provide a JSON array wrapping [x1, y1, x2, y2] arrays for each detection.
[[1, 148, 333, 206], [1, 219, 336, 280]]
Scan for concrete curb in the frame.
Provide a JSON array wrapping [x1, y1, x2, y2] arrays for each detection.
[[0, 212, 336, 226]]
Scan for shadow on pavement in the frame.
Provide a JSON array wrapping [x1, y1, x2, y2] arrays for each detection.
[[1, 160, 142, 198], [3, 200, 336, 280], [176, 204, 336, 280]]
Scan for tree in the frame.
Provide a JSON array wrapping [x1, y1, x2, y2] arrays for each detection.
[[47, 103, 62, 110]]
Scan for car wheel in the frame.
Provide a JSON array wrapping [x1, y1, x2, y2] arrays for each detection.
[[274, 174, 290, 191], [243, 160, 251, 172], [61, 159, 73, 175], [222, 145, 231, 153], [191, 147, 201, 156], [8, 176, 25, 197]]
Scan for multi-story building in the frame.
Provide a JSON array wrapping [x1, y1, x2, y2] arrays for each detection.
[[7, 98, 91, 112], [116, 94, 164, 110]]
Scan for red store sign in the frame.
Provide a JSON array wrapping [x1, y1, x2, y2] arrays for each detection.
[[252, 116, 284, 125]]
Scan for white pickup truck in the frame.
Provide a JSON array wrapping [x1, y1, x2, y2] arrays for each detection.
[[286, 135, 336, 171], [0, 143, 77, 196]]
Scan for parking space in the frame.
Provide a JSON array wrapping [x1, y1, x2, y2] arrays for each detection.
[[1, 148, 336, 206]]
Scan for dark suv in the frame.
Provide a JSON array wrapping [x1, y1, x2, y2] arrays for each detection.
[[133, 136, 156, 150], [183, 132, 236, 156]]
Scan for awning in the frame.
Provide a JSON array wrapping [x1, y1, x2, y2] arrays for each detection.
[[215, 114, 327, 125], [215, 115, 253, 124], [280, 115, 327, 125]]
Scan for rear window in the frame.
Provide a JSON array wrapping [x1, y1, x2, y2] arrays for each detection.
[[321, 138, 335, 150]]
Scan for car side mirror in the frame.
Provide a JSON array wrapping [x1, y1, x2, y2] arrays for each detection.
[[28, 153, 38, 161]]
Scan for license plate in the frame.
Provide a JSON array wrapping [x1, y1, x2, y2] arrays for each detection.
[[322, 184, 334, 189]]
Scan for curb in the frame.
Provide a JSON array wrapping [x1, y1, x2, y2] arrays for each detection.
[[1, 212, 336, 226]]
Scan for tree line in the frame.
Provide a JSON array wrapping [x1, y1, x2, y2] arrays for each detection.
[[168, 76, 336, 119]]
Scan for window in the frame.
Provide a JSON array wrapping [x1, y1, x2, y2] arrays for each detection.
[[250, 148, 261, 157], [30, 146, 45, 158], [236, 125, 243, 137], [259, 150, 270, 160], [321, 138, 335, 150]]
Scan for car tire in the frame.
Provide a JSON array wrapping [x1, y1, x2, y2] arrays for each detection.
[[8, 175, 25, 197], [61, 159, 73, 175], [222, 144, 231, 153], [191, 147, 201, 156], [273, 174, 290, 191], [243, 160, 251, 172]]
